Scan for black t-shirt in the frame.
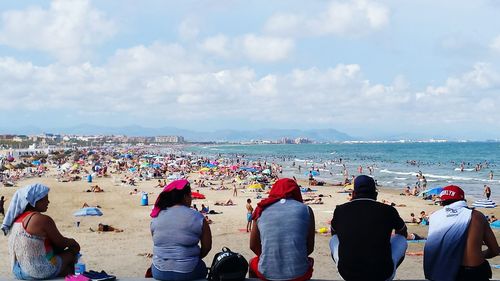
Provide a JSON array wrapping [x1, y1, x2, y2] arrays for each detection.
[[331, 198, 405, 281]]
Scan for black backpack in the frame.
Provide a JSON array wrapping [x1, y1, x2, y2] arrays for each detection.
[[207, 247, 248, 281]]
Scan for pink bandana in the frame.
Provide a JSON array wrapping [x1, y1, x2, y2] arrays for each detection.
[[150, 179, 189, 218]]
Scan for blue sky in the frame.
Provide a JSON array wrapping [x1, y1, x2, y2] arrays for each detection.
[[0, 0, 499, 140]]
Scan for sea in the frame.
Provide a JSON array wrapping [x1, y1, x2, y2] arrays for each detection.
[[184, 142, 500, 201]]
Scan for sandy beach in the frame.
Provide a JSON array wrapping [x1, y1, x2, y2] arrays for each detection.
[[1, 170, 499, 280]]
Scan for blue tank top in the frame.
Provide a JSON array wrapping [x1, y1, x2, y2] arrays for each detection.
[[257, 199, 310, 280], [151, 205, 204, 273]]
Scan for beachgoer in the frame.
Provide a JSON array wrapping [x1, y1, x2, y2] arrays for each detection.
[[249, 178, 315, 281], [419, 211, 429, 226], [489, 170, 494, 180], [1, 183, 80, 279], [412, 185, 419, 196], [82, 203, 101, 208], [329, 175, 408, 281], [91, 223, 123, 232], [484, 185, 491, 200], [401, 186, 411, 196], [246, 199, 253, 233], [406, 213, 418, 224], [488, 215, 497, 223], [215, 199, 234, 206], [200, 204, 209, 213], [149, 179, 211, 280], [204, 215, 213, 224], [86, 185, 103, 193], [0, 196, 5, 216], [232, 184, 238, 197], [424, 185, 499, 281]]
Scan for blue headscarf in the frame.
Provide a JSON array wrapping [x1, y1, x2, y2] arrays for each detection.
[[1, 183, 50, 235]]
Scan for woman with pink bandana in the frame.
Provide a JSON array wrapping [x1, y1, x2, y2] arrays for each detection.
[[149, 179, 212, 281]]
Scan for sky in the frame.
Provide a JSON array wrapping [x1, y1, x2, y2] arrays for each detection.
[[0, 0, 500, 140]]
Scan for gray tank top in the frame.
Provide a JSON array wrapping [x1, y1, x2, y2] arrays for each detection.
[[151, 205, 204, 273], [257, 199, 311, 280]]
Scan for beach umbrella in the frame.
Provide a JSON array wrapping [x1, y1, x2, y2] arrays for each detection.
[[248, 183, 264, 189], [31, 160, 42, 166], [472, 199, 497, 208], [191, 192, 206, 199], [73, 207, 103, 217], [262, 169, 271, 175], [60, 162, 72, 171], [305, 171, 320, 177], [421, 187, 443, 197]]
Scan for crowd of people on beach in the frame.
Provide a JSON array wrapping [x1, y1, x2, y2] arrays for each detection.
[[1, 175, 499, 281]]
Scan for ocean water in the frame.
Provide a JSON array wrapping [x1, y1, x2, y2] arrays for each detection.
[[185, 142, 500, 201]]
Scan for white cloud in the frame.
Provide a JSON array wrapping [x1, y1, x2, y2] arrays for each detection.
[[200, 33, 294, 62], [178, 17, 200, 41], [264, 0, 389, 37], [0, 0, 116, 63], [240, 34, 294, 62], [0, 39, 499, 135], [200, 34, 231, 58], [490, 35, 500, 52]]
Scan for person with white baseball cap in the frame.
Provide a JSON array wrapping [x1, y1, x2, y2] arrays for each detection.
[[424, 185, 499, 281]]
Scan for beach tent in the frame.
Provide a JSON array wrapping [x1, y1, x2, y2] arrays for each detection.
[[305, 171, 320, 177], [31, 160, 42, 166], [73, 207, 103, 217]]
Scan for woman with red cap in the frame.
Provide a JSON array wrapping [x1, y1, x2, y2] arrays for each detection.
[[249, 178, 315, 281], [149, 179, 212, 281]]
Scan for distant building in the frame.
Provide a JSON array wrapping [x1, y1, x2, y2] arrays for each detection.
[[279, 137, 294, 144], [154, 136, 185, 143], [294, 137, 313, 144]]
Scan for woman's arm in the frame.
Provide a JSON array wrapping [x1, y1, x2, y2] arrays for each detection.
[[200, 219, 212, 258], [307, 206, 315, 255], [38, 215, 80, 254], [249, 221, 261, 256]]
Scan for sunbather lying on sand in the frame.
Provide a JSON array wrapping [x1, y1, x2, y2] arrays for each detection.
[[86, 185, 104, 192], [214, 199, 234, 206], [304, 198, 324, 205], [90, 223, 123, 232], [82, 202, 102, 208]]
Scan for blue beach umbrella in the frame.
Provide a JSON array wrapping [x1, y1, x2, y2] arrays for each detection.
[[73, 207, 103, 217], [421, 187, 443, 197], [305, 171, 320, 177]]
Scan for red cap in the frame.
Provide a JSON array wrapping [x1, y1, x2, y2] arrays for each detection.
[[440, 185, 465, 201]]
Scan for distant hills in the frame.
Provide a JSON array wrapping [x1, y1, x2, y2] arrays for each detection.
[[0, 124, 354, 142]]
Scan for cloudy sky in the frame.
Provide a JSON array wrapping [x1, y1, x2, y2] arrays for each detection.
[[0, 0, 499, 139]]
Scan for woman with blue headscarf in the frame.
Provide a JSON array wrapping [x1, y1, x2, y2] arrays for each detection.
[[2, 183, 80, 279]]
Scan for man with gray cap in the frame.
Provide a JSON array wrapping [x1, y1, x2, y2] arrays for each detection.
[[329, 175, 408, 281]]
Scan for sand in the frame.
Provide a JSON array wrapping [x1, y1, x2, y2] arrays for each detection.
[[1, 174, 499, 279]]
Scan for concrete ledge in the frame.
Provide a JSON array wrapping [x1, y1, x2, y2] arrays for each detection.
[[0, 277, 500, 281]]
